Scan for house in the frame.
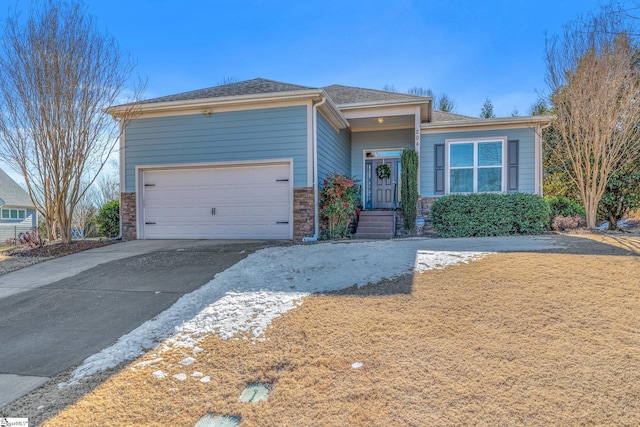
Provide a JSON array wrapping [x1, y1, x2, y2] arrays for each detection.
[[0, 168, 37, 242], [107, 78, 551, 240]]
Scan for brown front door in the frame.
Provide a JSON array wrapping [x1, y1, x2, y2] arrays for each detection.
[[372, 159, 398, 209]]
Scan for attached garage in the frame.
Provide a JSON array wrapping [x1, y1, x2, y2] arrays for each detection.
[[138, 162, 292, 239]]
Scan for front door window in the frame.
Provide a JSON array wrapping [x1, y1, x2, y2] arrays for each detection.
[[365, 150, 402, 209]]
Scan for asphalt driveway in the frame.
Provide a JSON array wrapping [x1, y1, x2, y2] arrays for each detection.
[[0, 240, 275, 408]]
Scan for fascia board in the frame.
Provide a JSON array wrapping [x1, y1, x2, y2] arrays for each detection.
[[106, 89, 325, 117], [420, 115, 554, 132]]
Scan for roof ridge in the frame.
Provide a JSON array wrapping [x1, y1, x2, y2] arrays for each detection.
[[323, 83, 429, 99]]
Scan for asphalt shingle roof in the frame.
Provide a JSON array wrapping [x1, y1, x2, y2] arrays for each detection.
[[141, 78, 314, 104], [0, 168, 33, 207], [134, 78, 478, 123], [321, 84, 428, 105], [431, 110, 475, 122]]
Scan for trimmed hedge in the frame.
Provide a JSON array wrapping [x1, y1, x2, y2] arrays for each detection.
[[546, 196, 585, 219], [431, 193, 550, 237]]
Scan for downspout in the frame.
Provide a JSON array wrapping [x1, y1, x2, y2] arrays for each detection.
[[113, 118, 125, 241], [302, 96, 326, 242], [537, 122, 552, 197]]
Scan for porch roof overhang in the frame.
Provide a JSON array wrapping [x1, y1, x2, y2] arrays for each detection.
[[337, 99, 431, 132]]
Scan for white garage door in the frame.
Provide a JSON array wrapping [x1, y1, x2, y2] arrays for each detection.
[[141, 163, 292, 239]]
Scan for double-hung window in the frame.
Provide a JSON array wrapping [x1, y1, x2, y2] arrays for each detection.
[[448, 139, 505, 193], [1, 208, 26, 220]]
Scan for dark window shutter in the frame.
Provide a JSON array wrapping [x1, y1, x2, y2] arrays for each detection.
[[507, 139, 519, 192], [434, 144, 445, 195]]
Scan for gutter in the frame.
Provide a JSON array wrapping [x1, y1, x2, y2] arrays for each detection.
[[302, 96, 327, 242]]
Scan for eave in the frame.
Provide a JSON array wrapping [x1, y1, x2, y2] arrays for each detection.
[[420, 115, 554, 132]]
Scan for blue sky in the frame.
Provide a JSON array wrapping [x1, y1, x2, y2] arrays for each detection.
[[81, 0, 604, 117], [0, 0, 613, 183]]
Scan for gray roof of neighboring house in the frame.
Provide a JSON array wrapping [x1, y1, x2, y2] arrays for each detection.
[[0, 168, 33, 207], [140, 78, 315, 104], [321, 84, 428, 105]]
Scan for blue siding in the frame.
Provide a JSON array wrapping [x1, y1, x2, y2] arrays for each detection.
[[0, 207, 37, 241], [420, 127, 537, 197], [317, 112, 351, 184], [350, 129, 414, 182], [124, 105, 308, 192]]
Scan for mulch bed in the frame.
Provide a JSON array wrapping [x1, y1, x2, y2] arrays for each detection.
[[8, 240, 112, 258]]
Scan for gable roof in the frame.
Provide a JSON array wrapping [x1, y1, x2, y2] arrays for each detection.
[[321, 84, 428, 106], [431, 110, 476, 123], [0, 168, 33, 207], [140, 78, 315, 104]]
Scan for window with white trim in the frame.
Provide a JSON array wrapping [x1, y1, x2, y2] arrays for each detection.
[[448, 139, 504, 193], [1, 208, 26, 220]]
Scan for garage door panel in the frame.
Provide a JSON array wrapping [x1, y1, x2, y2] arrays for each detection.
[[141, 163, 291, 239]]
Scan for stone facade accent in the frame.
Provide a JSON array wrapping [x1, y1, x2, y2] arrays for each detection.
[[120, 192, 137, 240], [393, 197, 439, 237], [293, 187, 315, 240], [418, 197, 439, 227]]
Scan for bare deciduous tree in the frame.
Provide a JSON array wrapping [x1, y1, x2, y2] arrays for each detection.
[[546, 4, 640, 228], [0, 1, 142, 242]]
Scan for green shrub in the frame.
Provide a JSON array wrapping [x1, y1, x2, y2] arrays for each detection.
[[96, 200, 120, 238], [400, 149, 419, 231], [546, 196, 585, 218], [431, 193, 550, 237]]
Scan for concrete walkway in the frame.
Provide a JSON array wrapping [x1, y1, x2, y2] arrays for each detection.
[[0, 240, 272, 408]]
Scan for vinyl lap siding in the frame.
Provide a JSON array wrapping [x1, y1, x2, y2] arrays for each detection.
[[350, 129, 414, 182], [420, 127, 537, 197], [317, 112, 351, 184], [0, 208, 37, 241], [124, 106, 308, 192]]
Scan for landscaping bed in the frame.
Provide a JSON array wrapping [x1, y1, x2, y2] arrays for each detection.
[[0, 240, 112, 276]]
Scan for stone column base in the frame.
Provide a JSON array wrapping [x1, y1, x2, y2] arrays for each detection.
[[120, 192, 136, 240]]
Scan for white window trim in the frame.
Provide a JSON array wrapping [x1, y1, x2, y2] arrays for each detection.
[[445, 137, 507, 194], [1, 208, 27, 221]]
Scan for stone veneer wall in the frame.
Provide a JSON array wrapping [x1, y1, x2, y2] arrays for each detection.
[[120, 192, 137, 240], [293, 187, 315, 240], [395, 196, 439, 237]]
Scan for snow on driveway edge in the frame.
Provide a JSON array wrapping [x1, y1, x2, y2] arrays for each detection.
[[64, 240, 492, 385]]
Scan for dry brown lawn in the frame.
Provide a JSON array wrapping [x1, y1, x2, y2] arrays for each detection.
[[45, 234, 640, 426]]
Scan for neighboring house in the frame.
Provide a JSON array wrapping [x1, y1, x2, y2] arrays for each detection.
[[0, 168, 37, 242], [107, 78, 551, 240]]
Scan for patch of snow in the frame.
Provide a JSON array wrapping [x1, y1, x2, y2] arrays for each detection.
[[66, 240, 496, 383], [179, 357, 196, 366], [173, 373, 187, 381], [135, 358, 163, 367], [152, 370, 167, 380], [351, 362, 363, 369], [192, 371, 204, 377], [200, 376, 211, 383], [414, 251, 488, 272]]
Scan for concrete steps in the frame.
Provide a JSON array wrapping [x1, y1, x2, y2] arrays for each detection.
[[355, 210, 394, 239]]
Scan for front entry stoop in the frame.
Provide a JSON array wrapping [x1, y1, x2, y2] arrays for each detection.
[[355, 210, 394, 239]]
